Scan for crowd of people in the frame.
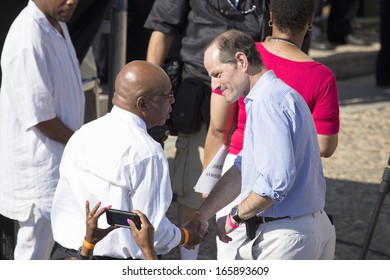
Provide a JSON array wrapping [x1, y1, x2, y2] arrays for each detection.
[[0, 0, 385, 261]]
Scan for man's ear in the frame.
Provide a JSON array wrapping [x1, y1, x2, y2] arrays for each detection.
[[137, 96, 147, 112], [235, 52, 249, 72]]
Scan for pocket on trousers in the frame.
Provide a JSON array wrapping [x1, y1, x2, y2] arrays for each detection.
[[171, 78, 210, 134], [170, 136, 189, 196]]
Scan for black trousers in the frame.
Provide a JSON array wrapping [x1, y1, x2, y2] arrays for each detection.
[[376, 0, 390, 85], [50, 242, 134, 260], [327, 0, 359, 42], [50, 242, 162, 260]]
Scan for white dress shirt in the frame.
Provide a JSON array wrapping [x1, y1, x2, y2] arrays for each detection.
[[51, 106, 181, 259], [0, 1, 85, 221]]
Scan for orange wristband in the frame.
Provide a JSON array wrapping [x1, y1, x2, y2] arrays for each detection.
[[82, 238, 95, 250], [180, 227, 189, 247]]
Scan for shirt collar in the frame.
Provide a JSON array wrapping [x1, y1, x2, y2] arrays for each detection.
[[244, 70, 276, 104], [110, 105, 147, 131]]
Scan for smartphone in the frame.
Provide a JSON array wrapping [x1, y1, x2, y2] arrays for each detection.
[[106, 209, 142, 230]]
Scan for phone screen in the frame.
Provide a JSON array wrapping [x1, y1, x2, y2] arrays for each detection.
[[106, 209, 142, 230]]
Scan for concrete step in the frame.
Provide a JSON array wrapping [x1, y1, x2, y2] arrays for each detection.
[[311, 42, 380, 80], [310, 16, 380, 80]]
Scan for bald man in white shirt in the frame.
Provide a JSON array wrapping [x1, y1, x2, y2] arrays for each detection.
[[51, 61, 200, 260]]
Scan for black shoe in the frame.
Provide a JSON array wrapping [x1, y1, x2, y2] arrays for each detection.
[[310, 39, 335, 51], [345, 34, 370, 46]]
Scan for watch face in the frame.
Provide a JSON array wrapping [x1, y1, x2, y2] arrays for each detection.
[[230, 205, 238, 216], [230, 205, 242, 223]]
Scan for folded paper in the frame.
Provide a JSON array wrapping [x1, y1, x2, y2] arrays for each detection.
[[194, 145, 228, 195]]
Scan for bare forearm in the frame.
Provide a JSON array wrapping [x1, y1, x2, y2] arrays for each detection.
[[318, 133, 338, 158], [146, 31, 176, 66], [141, 248, 158, 260], [35, 117, 74, 144], [198, 165, 241, 220], [203, 127, 226, 171], [80, 244, 94, 258], [203, 95, 237, 170], [238, 192, 273, 220]]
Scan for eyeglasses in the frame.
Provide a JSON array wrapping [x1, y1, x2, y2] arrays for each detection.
[[207, 0, 257, 19], [148, 90, 174, 99]]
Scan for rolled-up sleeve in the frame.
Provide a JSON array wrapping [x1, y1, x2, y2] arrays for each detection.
[[242, 97, 296, 203]]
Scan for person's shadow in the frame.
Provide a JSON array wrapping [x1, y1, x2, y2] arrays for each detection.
[[325, 177, 390, 259]]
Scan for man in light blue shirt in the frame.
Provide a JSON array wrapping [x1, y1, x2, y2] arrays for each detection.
[[237, 71, 326, 219], [185, 29, 336, 259]]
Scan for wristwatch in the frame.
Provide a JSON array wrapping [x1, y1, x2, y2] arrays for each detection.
[[230, 205, 244, 224], [77, 246, 93, 260]]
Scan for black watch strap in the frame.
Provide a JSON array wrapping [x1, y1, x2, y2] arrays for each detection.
[[78, 246, 93, 260], [230, 205, 244, 224]]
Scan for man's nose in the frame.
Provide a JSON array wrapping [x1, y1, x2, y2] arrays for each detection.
[[66, 0, 78, 6], [211, 78, 221, 91]]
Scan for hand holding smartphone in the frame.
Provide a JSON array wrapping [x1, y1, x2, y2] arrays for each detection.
[[106, 209, 142, 230]]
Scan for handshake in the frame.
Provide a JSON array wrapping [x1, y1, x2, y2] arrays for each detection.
[[180, 211, 210, 249], [180, 210, 241, 249]]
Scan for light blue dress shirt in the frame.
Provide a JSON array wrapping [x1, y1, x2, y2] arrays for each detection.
[[235, 70, 326, 218]]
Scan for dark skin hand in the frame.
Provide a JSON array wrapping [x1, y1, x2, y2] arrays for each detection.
[[182, 211, 209, 249], [129, 210, 158, 260], [80, 201, 158, 260], [80, 201, 116, 257], [35, 116, 74, 144]]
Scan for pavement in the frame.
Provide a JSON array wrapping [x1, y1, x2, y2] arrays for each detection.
[[159, 17, 390, 260]]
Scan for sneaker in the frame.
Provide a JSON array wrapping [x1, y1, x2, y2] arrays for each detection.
[[345, 34, 370, 46], [310, 38, 335, 50]]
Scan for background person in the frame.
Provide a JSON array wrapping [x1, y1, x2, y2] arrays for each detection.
[[310, 0, 334, 50], [0, 0, 85, 260], [376, 0, 390, 87], [327, 0, 369, 46]]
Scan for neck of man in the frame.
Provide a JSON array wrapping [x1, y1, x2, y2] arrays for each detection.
[[32, 0, 63, 36], [248, 66, 267, 92]]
